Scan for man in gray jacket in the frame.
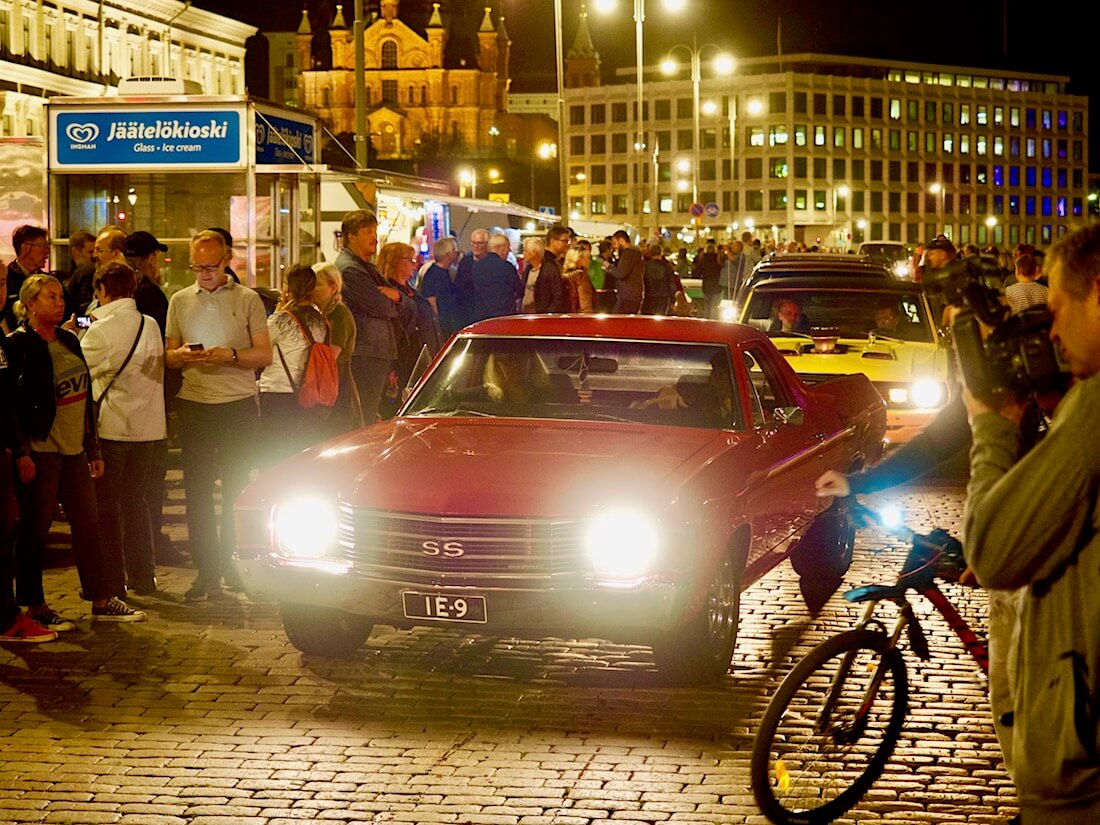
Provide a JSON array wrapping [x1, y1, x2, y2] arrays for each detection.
[[964, 221, 1100, 824], [336, 210, 401, 424]]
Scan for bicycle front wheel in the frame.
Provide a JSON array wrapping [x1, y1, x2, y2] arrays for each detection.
[[751, 629, 909, 824]]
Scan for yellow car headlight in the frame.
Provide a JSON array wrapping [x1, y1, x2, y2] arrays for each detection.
[[584, 508, 659, 581], [910, 379, 946, 409], [274, 496, 340, 559]]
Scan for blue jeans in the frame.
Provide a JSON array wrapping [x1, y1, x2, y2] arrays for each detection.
[[176, 398, 257, 587], [15, 451, 115, 605]]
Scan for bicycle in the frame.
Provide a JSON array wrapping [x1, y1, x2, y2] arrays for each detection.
[[750, 501, 987, 825]]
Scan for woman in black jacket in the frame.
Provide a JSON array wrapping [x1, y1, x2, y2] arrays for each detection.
[[6, 274, 143, 630]]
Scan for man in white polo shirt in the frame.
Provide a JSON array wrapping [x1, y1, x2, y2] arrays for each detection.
[[165, 229, 272, 602]]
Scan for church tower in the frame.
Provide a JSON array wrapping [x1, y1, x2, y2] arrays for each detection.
[[565, 5, 601, 88]]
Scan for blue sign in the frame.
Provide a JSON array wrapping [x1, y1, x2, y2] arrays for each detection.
[[704, 201, 721, 218], [53, 109, 242, 167], [255, 111, 316, 165]]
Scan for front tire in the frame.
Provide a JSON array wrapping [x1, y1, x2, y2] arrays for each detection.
[[751, 629, 908, 824], [281, 603, 374, 657], [652, 548, 741, 685]]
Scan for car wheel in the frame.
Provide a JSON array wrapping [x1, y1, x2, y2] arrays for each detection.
[[651, 548, 741, 685], [790, 500, 855, 580], [281, 603, 374, 657]]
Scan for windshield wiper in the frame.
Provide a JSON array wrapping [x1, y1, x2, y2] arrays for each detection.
[[409, 406, 497, 418], [537, 409, 638, 424]]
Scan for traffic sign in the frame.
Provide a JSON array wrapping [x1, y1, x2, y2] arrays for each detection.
[[704, 202, 720, 218], [689, 202, 704, 217], [538, 206, 556, 215]]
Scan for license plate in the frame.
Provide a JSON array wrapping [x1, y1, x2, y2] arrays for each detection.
[[402, 591, 487, 624]]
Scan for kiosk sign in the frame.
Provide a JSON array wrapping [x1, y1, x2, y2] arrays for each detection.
[[255, 111, 316, 165], [50, 107, 244, 169]]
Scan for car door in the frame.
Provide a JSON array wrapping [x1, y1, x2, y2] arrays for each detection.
[[737, 344, 827, 573]]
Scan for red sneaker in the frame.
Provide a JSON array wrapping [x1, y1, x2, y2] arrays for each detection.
[[0, 614, 59, 643]]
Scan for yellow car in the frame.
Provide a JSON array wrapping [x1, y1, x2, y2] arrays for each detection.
[[738, 276, 951, 446]]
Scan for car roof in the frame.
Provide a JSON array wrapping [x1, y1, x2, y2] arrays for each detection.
[[745, 276, 926, 293], [460, 314, 772, 347], [760, 252, 872, 265], [750, 258, 893, 279]]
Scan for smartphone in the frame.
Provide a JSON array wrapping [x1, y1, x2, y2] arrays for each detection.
[[76, 316, 92, 329], [185, 342, 204, 351]]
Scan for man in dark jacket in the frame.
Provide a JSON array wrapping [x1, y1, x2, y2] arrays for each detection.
[[534, 226, 569, 313], [693, 241, 722, 319], [608, 229, 644, 314], [336, 210, 401, 424]]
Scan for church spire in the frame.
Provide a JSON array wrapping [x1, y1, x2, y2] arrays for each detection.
[[568, 5, 598, 60]]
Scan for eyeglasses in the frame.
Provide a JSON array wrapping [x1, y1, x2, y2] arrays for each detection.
[[27, 242, 50, 249], [189, 264, 222, 274], [406, 257, 420, 264]]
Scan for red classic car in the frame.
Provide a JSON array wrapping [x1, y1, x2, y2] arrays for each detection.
[[234, 315, 886, 683]]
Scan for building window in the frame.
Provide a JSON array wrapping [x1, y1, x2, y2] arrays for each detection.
[[814, 93, 826, 115], [745, 158, 763, 178], [794, 190, 807, 209], [925, 132, 935, 152], [852, 96, 864, 117], [1010, 107, 1020, 127], [834, 127, 845, 148], [612, 164, 627, 183], [677, 98, 692, 119], [871, 129, 882, 149], [907, 100, 919, 121], [678, 129, 693, 149], [834, 158, 846, 178], [613, 195, 628, 214], [383, 80, 398, 104], [794, 124, 807, 146], [977, 135, 987, 155], [889, 129, 900, 150], [770, 91, 787, 113], [960, 104, 970, 125], [814, 190, 826, 210], [889, 98, 901, 120], [833, 94, 846, 117], [770, 158, 788, 178], [794, 156, 807, 177], [612, 102, 627, 122], [769, 125, 788, 146], [977, 105, 988, 126], [943, 133, 954, 153], [381, 40, 398, 69], [570, 105, 585, 125], [612, 133, 627, 153], [451, 85, 459, 104], [654, 100, 670, 120], [794, 91, 807, 113], [570, 136, 584, 154], [814, 125, 826, 146], [591, 104, 606, 124], [853, 127, 863, 149], [749, 127, 765, 147], [814, 157, 827, 178], [591, 134, 606, 154], [770, 190, 787, 209]]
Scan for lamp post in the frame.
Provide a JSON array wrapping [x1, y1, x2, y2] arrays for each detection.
[[532, 141, 556, 211], [595, 0, 686, 237], [929, 181, 945, 235], [660, 37, 734, 212], [459, 167, 477, 200], [834, 183, 850, 251], [553, 0, 567, 223]]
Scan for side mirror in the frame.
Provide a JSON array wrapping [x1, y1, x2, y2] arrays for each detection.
[[772, 406, 804, 427]]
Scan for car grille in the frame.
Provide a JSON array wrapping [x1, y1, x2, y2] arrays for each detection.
[[339, 506, 585, 587]]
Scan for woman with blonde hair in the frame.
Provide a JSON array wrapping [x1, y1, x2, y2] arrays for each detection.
[[6, 274, 145, 628], [377, 243, 442, 415], [312, 261, 363, 434], [562, 246, 597, 313]]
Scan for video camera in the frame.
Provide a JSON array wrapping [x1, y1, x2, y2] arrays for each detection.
[[925, 257, 1070, 405]]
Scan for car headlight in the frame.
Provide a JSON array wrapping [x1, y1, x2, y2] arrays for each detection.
[[274, 496, 340, 559], [718, 299, 739, 323], [910, 378, 946, 409], [584, 508, 659, 581], [893, 260, 909, 278]]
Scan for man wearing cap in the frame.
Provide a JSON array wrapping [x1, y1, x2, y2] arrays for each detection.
[[919, 236, 957, 284], [125, 231, 169, 333]]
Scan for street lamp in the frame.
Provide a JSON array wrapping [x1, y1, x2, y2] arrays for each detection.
[[595, 0, 687, 235], [834, 184, 850, 251], [532, 141, 556, 209], [660, 36, 734, 213], [570, 172, 587, 220], [929, 181, 945, 233], [458, 167, 477, 199]]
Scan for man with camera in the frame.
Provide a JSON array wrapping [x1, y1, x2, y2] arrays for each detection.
[[963, 222, 1100, 824]]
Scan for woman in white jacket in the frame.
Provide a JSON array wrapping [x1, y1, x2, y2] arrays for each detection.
[[80, 261, 166, 601]]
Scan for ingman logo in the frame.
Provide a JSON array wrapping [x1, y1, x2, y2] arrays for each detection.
[[66, 123, 99, 144]]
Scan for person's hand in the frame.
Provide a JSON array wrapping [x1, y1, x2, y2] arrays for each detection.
[[815, 469, 851, 498], [61, 314, 79, 333], [15, 455, 34, 484], [175, 344, 209, 363], [203, 346, 236, 365], [961, 387, 1025, 425], [379, 285, 401, 302], [89, 459, 104, 479]]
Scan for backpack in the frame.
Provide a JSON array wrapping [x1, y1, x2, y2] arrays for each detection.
[[276, 309, 341, 409]]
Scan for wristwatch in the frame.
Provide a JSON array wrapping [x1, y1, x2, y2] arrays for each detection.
[[231, 348, 239, 364]]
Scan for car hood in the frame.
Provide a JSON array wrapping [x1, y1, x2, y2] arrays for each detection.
[[769, 336, 949, 381], [239, 417, 741, 517]]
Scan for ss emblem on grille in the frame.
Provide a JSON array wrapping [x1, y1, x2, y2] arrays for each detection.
[[421, 540, 465, 557]]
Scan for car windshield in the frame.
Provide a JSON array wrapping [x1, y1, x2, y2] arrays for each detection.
[[860, 244, 907, 262], [742, 289, 934, 342], [404, 336, 741, 429]]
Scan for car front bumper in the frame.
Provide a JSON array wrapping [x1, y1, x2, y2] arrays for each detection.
[[884, 407, 940, 445], [234, 553, 686, 644]]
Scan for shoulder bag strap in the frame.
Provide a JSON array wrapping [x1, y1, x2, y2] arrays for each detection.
[[95, 315, 144, 407]]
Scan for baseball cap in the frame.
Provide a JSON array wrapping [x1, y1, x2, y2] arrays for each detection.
[[124, 230, 168, 257], [925, 237, 957, 256]]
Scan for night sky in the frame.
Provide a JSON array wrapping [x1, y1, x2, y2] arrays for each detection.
[[189, 0, 1095, 167]]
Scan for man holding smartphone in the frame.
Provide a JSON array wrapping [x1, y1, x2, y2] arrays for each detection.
[[165, 230, 272, 602]]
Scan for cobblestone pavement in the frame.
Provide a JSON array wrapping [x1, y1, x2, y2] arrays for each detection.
[[0, 472, 1017, 824]]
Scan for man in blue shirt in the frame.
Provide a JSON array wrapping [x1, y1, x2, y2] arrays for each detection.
[[471, 235, 524, 322]]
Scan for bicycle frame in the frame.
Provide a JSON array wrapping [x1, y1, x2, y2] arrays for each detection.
[[821, 535, 990, 744]]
